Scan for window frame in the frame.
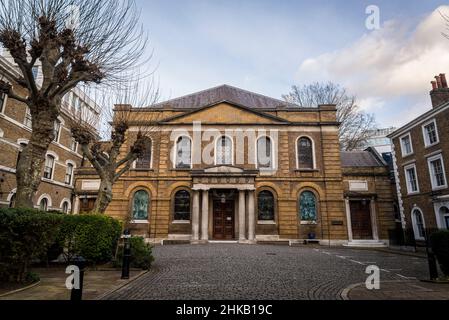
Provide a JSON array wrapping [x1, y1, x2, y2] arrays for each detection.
[[131, 189, 150, 222], [296, 136, 316, 170], [422, 119, 439, 148], [43, 154, 56, 180], [298, 190, 318, 224], [255, 136, 275, 170], [24, 107, 32, 128], [174, 135, 193, 169], [411, 208, 426, 241], [65, 162, 75, 185], [172, 189, 191, 223], [257, 189, 276, 223], [134, 138, 153, 170], [400, 133, 413, 157], [0, 92, 6, 114], [404, 163, 420, 195], [215, 135, 234, 166], [427, 154, 448, 191]]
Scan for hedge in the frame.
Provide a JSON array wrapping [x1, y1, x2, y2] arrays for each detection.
[[430, 230, 449, 276], [0, 208, 122, 282], [114, 236, 154, 270]]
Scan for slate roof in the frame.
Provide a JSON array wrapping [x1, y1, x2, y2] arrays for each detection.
[[340, 150, 386, 167], [151, 84, 297, 110]]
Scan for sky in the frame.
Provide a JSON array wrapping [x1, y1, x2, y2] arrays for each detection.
[[136, 0, 449, 128]]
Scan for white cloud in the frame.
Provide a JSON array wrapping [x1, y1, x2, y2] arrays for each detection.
[[297, 5, 449, 117]]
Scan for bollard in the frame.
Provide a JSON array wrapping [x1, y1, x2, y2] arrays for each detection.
[[70, 256, 86, 301], [425, 231, 439, 281], [121, 229, 131, 280]]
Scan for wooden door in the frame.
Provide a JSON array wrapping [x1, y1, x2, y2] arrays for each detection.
[[80, 198, 96, 214], [213, 200, 235, 240], [350, 201, 373, 240]]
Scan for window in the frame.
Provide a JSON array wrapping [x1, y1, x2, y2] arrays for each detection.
[[0, 93, 5, 113], [404, 164, 419, 194], [62, 201, 70, 214], [440, 207, 449, 230], [174, 190, 191, 221], [258, 190, 275, 221], [70, 138, 78, 152], [53, 120, 61, 142], [44, 155, 55, 179], [65, 163, 74, 185], [136, 138, 152, 169], [132, 190, 149, 220], [257, 137, 273, 169], [412, 209, 426, 240], [175, 136, 192, 169], [299, 191, 317, 222], [39, 198, 48, 212], [428, 155, 447, 190], [9, 193, 16, 208], [400, 134, 413, 156], [422, 120, 439, 147], [24, 107, 32, 128], [216, 136, 233, 165], [297, 137, 314, 169]]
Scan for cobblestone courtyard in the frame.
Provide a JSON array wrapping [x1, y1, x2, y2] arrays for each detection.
[[104, 244, 429, 300]]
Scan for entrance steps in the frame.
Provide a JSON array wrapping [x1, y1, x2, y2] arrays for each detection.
[[257, 240, 290, 246], [343, 240, 388, 248]]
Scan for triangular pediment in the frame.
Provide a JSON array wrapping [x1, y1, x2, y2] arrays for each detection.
[[159, 102, 289, 125]]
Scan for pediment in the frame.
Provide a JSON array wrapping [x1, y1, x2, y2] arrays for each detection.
[[160, 102, 289, 125], [204, 166, 244, 174]]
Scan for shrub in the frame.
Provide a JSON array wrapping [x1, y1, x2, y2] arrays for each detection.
[[115, 236, 154, 270], [430, 230, 449, 276], [0, 208, 64, 282], [57, 214, 122, 266]]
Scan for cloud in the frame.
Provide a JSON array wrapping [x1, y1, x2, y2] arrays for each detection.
[[297, 5, 449, 119]]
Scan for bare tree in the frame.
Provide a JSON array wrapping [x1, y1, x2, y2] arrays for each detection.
[[283, 82, 377, 151], [0, 0, 148, 208], [69, 81, 160, 213]]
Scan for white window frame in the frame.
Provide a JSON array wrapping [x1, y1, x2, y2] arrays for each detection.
[[295, 135, 316, 170], [36, 194, 52, 211], [255, 136, 275, 170], [173, 135, 193, 169], [422, 119, 439, 148], [214, 135, 234, 166], [404, 163, 420, 195], [43, 151, 59, 181], [60, 199, 72, 214], [427, 154, 447, 191], [411, 208, 426, 241], [65, 161, 76, 186], [400, 133, 413, 157], [24, 107, 32, 128]]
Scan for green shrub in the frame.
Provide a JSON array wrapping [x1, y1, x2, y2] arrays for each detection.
[[430, 230, 449, 276], [0, 208, 64, 282], [115, 236, 154, 270], [57, 214, 122, 266]]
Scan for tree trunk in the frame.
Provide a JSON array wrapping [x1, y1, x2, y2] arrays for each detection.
[[93, 179, 113, 213], [15, 111, 56, 209]]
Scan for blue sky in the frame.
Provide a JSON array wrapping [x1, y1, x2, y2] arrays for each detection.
[[137, 0, 449, 128]]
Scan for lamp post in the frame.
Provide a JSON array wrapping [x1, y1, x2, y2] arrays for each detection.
[[121, 229, 131, 279]]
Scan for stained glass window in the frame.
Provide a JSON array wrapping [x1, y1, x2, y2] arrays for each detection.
[[174, 190, 191, 221], [300, 191, 317, 221], [257, 137, 272, 169], [132, 190, 149, 220], [258, 191, 275, 221], [136, 138, 152, 169], [297, 137, 313, 169]]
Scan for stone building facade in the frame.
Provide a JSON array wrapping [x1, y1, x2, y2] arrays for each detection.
[[76, 85, 395, 245], [389, 74, 449, 241], [0, 54, 100, 212]]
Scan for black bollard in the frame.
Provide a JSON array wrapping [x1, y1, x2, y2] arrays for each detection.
[[425, 231, 439, 281], [121, 229, 131, 280], [70, 256, 86, 301]]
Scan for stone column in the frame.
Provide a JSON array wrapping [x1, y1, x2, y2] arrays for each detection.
[[201, 190, 209, 241], [248, 190, 255, 241], [192, 190, 200, 241], [370, 197, 379, 241], [345, 198, 353, 242], [239, 190, 246, 241]]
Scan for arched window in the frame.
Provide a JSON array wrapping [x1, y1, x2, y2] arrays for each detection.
[[44, 155, 55, 179], [9, 193, 16, 208], [440, 207, 449, 229], [40, 198, 48, 211], [62, 201, 70, 214], [174, 190, 191, 221], [412, 209, 426, 239], [136, 138, 152, 169], [65, 163, 74, 185], [216, 136, 233, 165], [258, 190, 275, 221], [257, 137, 273, 169], [176, 136, 192, 169], [299, 191, 317, 222], [297, 137, 314, 169], [132, 190, 149, 220]]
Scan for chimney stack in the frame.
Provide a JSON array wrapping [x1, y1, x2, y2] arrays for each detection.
[[430, 72, 449, 108]]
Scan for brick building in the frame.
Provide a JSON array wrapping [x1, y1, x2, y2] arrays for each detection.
[[75, 85, 396, 246], [389, 73, 449, 241], [0, 54, 100, 212]]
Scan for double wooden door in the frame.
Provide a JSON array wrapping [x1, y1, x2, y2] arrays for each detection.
[[350, 200, 373, 240], [213, 200, 235, 240]]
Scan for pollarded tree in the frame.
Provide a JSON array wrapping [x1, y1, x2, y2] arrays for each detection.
[[0, 0, 147, 208], [283, 82, 377, 151]]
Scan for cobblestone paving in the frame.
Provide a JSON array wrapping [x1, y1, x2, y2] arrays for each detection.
[[104, 245, 429, 300]]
